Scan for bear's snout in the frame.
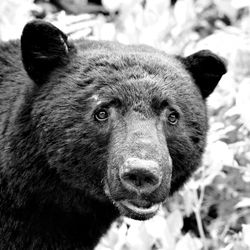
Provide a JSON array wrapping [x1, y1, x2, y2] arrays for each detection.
[[119, 158, 162, 194]]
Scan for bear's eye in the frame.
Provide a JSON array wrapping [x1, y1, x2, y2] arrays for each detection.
[[167, 112, 178, 125], [94, 109, 109, 122]]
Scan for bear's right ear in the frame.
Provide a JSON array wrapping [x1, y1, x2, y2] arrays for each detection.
[[21, 20, 70, 84]]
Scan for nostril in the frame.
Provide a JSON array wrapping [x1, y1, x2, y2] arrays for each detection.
[[120, 168, 160, 192], [123, 173, 141, 187]]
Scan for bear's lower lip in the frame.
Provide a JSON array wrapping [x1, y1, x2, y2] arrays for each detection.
[[119, 200, 160, 219]]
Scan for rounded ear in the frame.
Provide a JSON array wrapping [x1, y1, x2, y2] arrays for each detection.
[[21, 20, 70, 84], [180, 50, 227, 98]]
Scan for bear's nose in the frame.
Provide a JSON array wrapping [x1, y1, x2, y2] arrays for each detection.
[[119, 158, 162, 193]]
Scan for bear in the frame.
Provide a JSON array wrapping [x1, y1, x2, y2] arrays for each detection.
[[0, 20, 226, 250]]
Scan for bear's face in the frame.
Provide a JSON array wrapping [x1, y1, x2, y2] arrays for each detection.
[[21, 21, 226, 220]]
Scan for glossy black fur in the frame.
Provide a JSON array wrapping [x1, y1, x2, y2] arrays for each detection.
[[0, 20, 226, 249]]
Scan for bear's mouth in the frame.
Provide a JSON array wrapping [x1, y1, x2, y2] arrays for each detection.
[[117, 199, 161, 220], [104, 180, 161, 220]]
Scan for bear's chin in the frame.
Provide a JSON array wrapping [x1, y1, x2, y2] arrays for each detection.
[[104, 179, 161, 220], [115, 200, 161, 220]]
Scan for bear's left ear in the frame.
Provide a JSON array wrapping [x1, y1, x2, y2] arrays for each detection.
[[21, 20, 70, 84], [180, 50, 227, 98]]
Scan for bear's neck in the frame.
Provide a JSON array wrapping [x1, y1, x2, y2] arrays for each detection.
[[1, 150, 119, 249], [1, 182, 119, 249]]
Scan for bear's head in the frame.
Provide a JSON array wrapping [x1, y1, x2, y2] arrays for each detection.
[[21, 20, 226, 220]]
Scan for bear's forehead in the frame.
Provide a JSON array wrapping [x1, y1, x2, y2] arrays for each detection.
[[67, 51, 200, 114], [81, 51, 193, 96], [82, 50, 185, 76], [86, 74, 198, 116], [81, 55, 193, 105]]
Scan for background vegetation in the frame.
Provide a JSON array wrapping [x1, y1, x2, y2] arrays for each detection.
[[1, 0, 250, 249]]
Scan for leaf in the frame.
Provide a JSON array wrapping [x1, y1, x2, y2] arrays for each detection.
[[165, 209, 183, 238], [144, 209, 179, 250], [120, 219, 154, 250], [95, 221, 127, 250], [235, 198, 250, 209], [231, 0, 250, 9], [175, 233, 202, 250], [181, 187, 196, 216], [0, 0, 33, 41], [236, 78, 250, 131], [101, 0, 124, 12], [242, 165, 250, 182], [242, 224, 250, 247], [202, 141, 233, 186]]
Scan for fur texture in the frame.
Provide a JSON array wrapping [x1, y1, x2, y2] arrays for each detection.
[[0, 20, 226, 249]]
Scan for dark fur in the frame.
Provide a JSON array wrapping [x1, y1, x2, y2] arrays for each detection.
[[0, 20, 226, 249]]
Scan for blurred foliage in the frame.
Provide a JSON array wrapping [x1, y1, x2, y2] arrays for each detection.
[[1, 0, 250, 249]]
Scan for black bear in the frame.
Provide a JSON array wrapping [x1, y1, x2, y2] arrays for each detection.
[[0, 20, 226, 249]]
